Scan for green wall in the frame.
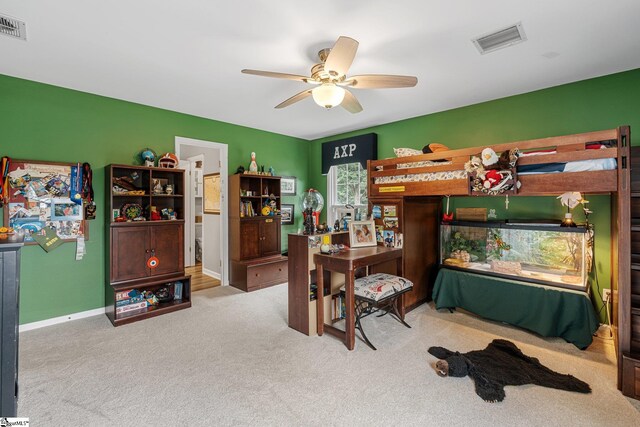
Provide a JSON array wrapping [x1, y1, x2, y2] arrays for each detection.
[[309, 68, 640, 321], [0, 74, 308, 324], [4, 68, 639, 325]]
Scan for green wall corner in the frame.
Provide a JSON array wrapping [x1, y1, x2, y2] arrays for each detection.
[[0, 74, 307, 324]]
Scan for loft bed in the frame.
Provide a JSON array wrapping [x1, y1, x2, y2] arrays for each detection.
[[366, 126, 634, 397], [367, 128, 626, 197]]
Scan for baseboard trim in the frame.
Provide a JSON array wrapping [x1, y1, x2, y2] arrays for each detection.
[[20, 307, 106, 332], [202, 267, 221, 280]]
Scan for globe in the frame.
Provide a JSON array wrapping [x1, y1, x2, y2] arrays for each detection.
[[301, 189, 324, 213]]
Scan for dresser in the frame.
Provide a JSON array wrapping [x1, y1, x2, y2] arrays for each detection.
[[0, 238, 23, 417]]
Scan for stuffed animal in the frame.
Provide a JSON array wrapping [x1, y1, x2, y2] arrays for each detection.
[[483, 169, 502, 188], [481, 148, 499, 168], [428, 339, 591, 403], [464, 156, 486, 179]]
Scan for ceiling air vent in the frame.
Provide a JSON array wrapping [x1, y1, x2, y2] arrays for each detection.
[[0, 14, 27, 41], [472, 22, 526, 54]]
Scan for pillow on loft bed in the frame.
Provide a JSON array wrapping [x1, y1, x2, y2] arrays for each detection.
[[393, 147, 423, 157], [392, 144, 452, 169]]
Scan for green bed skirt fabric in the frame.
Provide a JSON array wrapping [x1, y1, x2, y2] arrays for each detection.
[[432, 268, 599, 349]]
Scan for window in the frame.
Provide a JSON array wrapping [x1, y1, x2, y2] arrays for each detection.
[[327, 162, 368, 227]]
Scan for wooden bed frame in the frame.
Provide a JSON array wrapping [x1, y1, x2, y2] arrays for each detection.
[[368, 128, 624, 197], [367, 126, 635, 398]]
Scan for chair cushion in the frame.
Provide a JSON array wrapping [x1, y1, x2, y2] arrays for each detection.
[[341, 273, 413, 302]]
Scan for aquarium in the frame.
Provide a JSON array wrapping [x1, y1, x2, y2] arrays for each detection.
[[440, 221, 592, 291]]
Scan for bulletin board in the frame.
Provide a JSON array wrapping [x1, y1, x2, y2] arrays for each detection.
[[203, 172, 221, 215], [3, 159, 89, 245]]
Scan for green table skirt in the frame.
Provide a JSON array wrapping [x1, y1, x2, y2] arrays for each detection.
[[432, 268, 599, 349]]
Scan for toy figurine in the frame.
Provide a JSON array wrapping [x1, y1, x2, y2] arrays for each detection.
[[150, 206, 161, 221], [249, 152, 258, 172], [153, 179, 163, 194], [334, 219, 340, 231], [303, 207, 314, 235], [269, 166, 275, 176]]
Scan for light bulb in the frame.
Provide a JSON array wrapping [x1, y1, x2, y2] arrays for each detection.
[[312, 83, 345, 109]]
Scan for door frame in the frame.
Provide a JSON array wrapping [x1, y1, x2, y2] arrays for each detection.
[[175, 136, 229, 286], [177, 159, 193, 266]]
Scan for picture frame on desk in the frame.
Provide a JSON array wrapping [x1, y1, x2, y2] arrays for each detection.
[[280, 176, 296, 196], [281, 204, 294, 225], [349, 220, 377, 248]]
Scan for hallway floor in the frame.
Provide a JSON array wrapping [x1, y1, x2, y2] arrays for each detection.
[[186, 263, 221, 292]]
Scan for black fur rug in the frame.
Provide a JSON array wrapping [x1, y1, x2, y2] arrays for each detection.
[[428, 339, 591, 402]]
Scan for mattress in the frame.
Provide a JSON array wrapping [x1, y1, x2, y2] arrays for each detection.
[[517, 158, 617, 175], [374, 159, 467, 184]]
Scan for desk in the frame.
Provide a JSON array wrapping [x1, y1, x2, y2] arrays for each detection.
[[314, 246, 403, 350]]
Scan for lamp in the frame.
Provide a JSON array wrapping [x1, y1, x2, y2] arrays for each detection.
[[312, 83, 345, 109], [557, 192, 581, 228]]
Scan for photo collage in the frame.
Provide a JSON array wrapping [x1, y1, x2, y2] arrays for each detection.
[[371, 203, 403, 249], [5, 161, 85, 242]]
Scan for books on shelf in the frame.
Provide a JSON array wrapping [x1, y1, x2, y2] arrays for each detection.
[[116, 295, 147, 307], [331, 294, 345, 321], [240, 201, 256, 217], [116, 301, 147, 314], [115, 289, 133, 301]]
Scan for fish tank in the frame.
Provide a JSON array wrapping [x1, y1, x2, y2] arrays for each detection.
[[440, 221, 592, 291]]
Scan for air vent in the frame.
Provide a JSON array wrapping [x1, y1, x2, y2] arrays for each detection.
[[472, 22, 526, 55], [0, 14, 27, 41]]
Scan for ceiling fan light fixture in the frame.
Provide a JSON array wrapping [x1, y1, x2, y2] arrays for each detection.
[[312, 83, 345, 109]]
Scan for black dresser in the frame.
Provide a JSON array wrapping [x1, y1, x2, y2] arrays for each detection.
[[0, 238, 23, 417]]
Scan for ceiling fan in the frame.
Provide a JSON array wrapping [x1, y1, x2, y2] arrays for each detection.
[[242, 36, 418, 113]]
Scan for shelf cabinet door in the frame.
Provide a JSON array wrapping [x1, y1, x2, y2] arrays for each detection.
[[260, 218, 280, 257], [111, 226, 150, 282], [150, 223, 184, 276], [240, 221, 261, 259]]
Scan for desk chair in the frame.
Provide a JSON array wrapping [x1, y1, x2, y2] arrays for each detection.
[[340, 273, 413, 350]]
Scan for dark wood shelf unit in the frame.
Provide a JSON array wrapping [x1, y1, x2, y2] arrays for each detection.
[[106, 164, 191, 326], [229, 174, 287, 292], [109, 164, 186, 222]]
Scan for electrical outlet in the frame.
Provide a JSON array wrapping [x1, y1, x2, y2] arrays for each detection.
[[602, 289, 611, 302]]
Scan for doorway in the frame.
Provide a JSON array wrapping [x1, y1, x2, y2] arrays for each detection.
[[175, 136, 229, 288]]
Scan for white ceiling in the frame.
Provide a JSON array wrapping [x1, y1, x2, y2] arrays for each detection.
[[1, 1, 639, 140]]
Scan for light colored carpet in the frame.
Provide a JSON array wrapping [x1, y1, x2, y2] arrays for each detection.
[[18, 283, 640, 426]]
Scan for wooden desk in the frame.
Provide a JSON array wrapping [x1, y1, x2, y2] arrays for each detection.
[[314, 246, 403, 350]]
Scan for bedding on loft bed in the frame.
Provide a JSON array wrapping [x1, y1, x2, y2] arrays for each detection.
[[373, 143, 617, 185], [373, 158, 617, 184]]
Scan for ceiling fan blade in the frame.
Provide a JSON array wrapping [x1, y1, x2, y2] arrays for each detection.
[[275, 89, 313, 109], [342, 74, 418, 89], [324, 36, 359, 77], [341, 89, 363, 114], [242, 69, 313, 83]]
